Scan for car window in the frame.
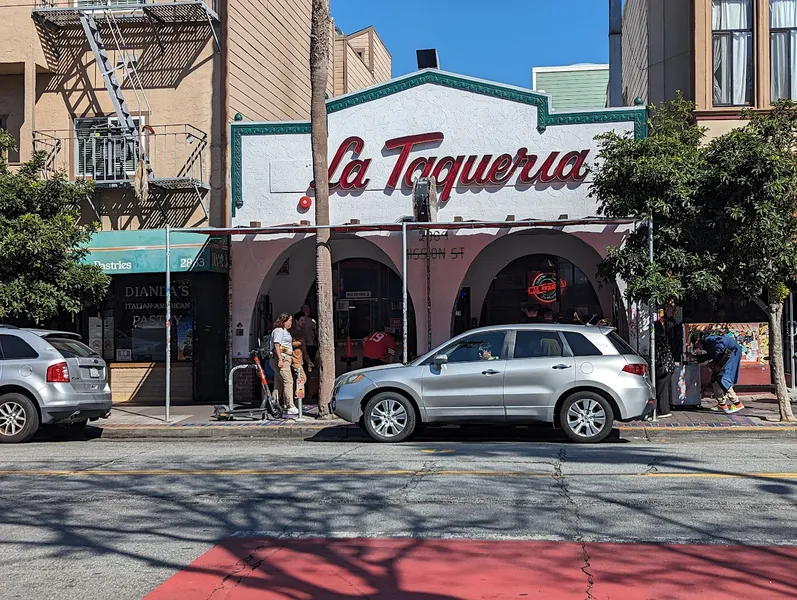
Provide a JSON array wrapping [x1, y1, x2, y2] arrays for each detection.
[[443, 331, 507, 363], [608, 332, 638, 356], [47, 337, 97, 359], [0, 334, 39, 360], [563, 331, 603, 357], [514, 331, 563, 358]]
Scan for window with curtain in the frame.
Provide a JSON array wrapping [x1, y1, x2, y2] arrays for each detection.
[[771, 0, 797, 101], [712, 0, 754, 106]]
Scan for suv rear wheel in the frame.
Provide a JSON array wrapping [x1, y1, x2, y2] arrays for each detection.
[[0, 393, 40, 444], [560, 391, 614, 444], [363, 392, 416, 443]]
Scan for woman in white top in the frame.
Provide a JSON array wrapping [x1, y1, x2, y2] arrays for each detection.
[[269, 312, 298, 415]]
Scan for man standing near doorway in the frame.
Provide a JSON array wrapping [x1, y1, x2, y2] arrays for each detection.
[[363, 327, 397, 368]]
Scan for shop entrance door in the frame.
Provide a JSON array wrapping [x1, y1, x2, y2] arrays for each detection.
[[193, 272, 228, 402], [305, 258, 417, 370]]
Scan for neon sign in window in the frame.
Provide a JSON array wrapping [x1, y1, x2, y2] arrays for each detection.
[[527, 272, 567, 304]]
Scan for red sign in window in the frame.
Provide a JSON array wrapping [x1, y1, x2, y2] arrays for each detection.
[[527, 272, 566, 304]]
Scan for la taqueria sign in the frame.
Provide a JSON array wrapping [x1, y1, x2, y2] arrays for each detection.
[[312, 131, 591, 202]]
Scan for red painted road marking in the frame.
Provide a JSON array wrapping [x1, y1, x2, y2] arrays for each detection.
[[145, 537, 797, 599]]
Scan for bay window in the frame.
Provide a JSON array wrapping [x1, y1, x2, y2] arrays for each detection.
[[712, 0, 754, 106], [771, 0, 797, 101]]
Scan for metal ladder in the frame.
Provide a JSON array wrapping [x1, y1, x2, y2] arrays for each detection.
[[78, 7, 152, 177]]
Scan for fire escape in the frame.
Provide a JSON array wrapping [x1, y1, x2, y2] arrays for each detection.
[[31, 0, 220, 225]]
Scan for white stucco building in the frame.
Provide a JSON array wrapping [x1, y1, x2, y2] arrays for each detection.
[[229, 69, 646, 367]]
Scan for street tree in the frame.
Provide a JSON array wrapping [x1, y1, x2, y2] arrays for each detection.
[[591, 95, 721, 306], [697, 101, 797, 422], [0, 131, 108, 324], [309, 0, 335, 417]]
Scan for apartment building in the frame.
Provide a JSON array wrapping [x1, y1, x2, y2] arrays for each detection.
[[622, 0, 795, 139], [622, 0, 788, 386], [0, 0, 391, 403]]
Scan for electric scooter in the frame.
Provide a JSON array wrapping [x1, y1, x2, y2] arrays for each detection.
[[213, 343, 284, 421]]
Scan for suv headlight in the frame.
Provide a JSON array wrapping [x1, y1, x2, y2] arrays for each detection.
[[340, 373, 365, 386]]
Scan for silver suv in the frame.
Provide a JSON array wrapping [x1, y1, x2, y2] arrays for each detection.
[[333, 325, 655, 443], [0, 326, 112, 443]]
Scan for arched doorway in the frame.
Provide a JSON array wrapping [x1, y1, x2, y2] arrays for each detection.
[[304, 258, 417, 367], [480, 254, 603, 326]]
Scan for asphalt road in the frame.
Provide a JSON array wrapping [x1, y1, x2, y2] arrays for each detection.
[[2, 437, 797, 599]]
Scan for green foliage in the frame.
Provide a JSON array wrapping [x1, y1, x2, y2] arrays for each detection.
[[0, 132, 109, 323], [697, 101, 797, 303], [591, 94, 721, 305]]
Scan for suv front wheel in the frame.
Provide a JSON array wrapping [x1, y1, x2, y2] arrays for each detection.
[[560, 392, 614, 444], [363, 392, 416, 443], [0, 393, 40, 444]]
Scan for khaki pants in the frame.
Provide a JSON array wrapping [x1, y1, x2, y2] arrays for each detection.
[[271, 356, 294, 409]]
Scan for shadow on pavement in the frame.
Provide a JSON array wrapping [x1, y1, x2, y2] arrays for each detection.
[[306, 424, 629, 444]]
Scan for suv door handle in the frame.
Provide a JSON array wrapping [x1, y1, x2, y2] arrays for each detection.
[[552, 364, 572, 370], [481, 369, 500, 375]]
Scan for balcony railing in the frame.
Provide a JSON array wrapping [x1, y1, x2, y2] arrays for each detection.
[[33, 0, 219, 25], [33, 124, 209, 189]]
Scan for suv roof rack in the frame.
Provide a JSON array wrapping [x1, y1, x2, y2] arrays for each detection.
[[0, 324, 19, 329]]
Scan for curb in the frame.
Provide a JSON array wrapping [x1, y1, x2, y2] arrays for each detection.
[[82, 422, 797, 442], [619, 425, 797, 440], [95, 423, 362, 440]]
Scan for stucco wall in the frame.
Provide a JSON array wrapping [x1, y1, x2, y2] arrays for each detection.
[[229, 73, 642, 363], [230, 225, 630, 362], [233, 80, 636, 228]]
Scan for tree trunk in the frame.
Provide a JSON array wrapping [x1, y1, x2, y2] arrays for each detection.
[[767, 289, 796, 422], [310, 0, 334, 416]]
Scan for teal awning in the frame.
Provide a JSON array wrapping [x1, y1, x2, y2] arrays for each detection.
[[81, 230, 229, 275]]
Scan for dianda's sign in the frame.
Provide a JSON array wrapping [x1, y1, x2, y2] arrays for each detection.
[[311, 131, 591, 202]]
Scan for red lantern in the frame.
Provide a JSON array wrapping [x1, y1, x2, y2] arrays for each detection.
[[298, 195, 312, 210]]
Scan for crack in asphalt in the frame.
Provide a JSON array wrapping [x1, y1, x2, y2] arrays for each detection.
[[396, 461, 433, 502], [643, 457, 661, 475], [553, 448, 596, 600], [205, 536, 290, 600], [326, 444, 365, 463]]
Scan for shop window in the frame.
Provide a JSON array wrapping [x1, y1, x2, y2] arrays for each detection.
[[480, 254, 602, 327], [111, 274, 193, 363], [0, 335, 39, 360], [514, 331, 564, 358], [771, 0, 797, 101], [563, 332, 602, 357], [712, 0, 753, 106]]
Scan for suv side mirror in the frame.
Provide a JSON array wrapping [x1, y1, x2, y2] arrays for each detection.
[[433, 354, 448, 366]]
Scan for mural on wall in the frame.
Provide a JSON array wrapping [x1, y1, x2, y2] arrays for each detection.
[[684, 323, 769, 365]]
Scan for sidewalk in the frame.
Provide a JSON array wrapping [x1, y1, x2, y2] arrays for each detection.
[[84, 394, 797, 441]]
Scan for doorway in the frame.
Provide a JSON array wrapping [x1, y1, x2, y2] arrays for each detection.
[[305, 258, 417, 370]]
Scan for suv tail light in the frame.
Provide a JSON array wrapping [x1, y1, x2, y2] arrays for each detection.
[[622, 364, 648, 377], [46, 362, 70, 383]]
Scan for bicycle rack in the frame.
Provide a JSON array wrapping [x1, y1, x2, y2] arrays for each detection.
[[227, 363, 260, 412]]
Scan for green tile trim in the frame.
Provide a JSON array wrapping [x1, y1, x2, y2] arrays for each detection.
[[229, 70, 647, 217], [230, 121, 311, 216]]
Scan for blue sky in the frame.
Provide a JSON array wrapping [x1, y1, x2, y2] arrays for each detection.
[[330, 0, 610, 88]]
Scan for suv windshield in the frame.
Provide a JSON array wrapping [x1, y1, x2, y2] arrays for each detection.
[[608, 331, 638, 356], [47, 337, 98, 359]]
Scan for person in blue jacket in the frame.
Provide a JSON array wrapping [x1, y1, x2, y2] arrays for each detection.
[[693, 332, 744, 413]]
